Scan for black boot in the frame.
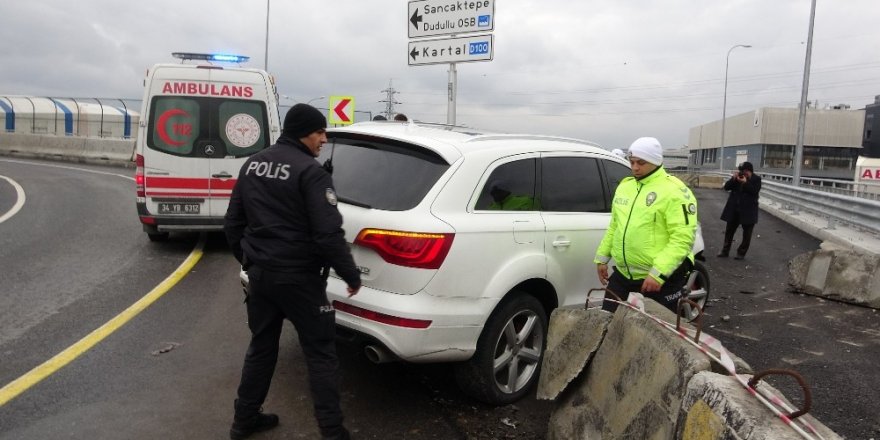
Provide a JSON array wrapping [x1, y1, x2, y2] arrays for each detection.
[[230, 408, 279, 439], [322, 426, 351, 440], [717, 242, 731, 258]]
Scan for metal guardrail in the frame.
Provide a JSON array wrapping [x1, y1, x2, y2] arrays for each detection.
[[756, 179, 880, 235], [761, 172, 880, 202], [674, 170, 880, 236]]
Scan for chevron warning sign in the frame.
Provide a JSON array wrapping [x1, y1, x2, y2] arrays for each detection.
[[328, 96, 355, 125]]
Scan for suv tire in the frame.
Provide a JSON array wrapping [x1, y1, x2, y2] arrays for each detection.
[[454, 292, 547, 405]]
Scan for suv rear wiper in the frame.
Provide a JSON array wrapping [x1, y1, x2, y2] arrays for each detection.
[[337, 196, 371, 209]]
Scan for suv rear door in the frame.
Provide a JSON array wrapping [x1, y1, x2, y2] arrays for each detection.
[[539, 153, 631, 307]]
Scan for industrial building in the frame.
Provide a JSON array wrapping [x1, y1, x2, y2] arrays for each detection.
[[688, 103, 866, 180]]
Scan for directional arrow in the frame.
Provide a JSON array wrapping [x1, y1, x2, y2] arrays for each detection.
[[409, 47, 419, 62], [410, 9, 422, 29], [333, 98, 352, 123]]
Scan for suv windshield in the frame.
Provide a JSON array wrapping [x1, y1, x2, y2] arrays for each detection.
[[147, 96, 269, 158], [321, 134, 450, 210]]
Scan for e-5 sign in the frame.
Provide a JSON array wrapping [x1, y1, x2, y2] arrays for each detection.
[[408, 34, 494, 66]]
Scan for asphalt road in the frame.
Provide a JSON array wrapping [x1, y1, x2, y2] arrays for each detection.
[[0, 158, 876, 439]]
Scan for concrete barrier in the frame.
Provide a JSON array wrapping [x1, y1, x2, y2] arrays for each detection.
[[0, 132, 134, 167], [537, 308, 612, 401], [788, 246, 880, 309], [678, 371, 839, 440], [541, 299, 841, 439]]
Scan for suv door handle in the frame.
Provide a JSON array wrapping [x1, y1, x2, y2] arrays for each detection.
[[552, 239, 571, 248], [212, 172, 234, 179]]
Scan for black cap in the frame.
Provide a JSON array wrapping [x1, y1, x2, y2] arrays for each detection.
[[738, 161, 754, 172], [283, 103, 327, 139]]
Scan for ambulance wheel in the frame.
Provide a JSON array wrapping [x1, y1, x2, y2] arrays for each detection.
[[147, 231, 169, 242]]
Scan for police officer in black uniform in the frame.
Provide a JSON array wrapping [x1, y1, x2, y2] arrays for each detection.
[[224, 103, 361, 440]]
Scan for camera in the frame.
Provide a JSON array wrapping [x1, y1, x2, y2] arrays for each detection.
[[737, 172, 744, 178]]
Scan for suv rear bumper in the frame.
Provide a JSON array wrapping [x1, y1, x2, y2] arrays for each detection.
[[327, 276, 497, 363]]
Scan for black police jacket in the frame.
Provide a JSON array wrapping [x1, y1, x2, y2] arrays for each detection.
[[224, 138, 361, 289]]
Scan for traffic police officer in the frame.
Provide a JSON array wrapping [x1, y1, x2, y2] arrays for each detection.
[[224, 103, 361, 440], [594, 136, 698, 313]]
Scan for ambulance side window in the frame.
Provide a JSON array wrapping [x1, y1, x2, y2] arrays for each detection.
[[147, 97, 200, 155]]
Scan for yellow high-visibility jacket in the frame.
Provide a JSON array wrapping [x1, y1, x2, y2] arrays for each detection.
[[594, 167, 698, 284]]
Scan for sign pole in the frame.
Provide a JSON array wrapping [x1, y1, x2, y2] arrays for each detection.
[[447, 63, 457, 125]]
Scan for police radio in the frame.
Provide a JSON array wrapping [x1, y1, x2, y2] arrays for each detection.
[[322, 139, 336, 175]]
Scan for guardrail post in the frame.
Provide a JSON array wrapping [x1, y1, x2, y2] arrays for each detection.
[[825, 216, 836, 230]]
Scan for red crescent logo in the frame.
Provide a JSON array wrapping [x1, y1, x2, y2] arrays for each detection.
[[156, 109, 190, 147]]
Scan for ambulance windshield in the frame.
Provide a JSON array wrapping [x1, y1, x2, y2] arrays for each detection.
[[146, 96, 269, 158]]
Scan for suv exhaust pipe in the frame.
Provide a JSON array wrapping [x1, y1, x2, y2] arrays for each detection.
[[364, 345, 395, 364]]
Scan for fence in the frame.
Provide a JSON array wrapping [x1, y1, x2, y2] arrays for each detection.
[[0, 96, 141, 139]]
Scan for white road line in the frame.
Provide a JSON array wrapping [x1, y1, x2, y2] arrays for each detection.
[[837, 340, 865, 348], [0, 175, 26, 224], [0, 158, 133, 181], [737, 304, 824, 317], [0, 158, 133, 223], [707, 327, 761, 341]]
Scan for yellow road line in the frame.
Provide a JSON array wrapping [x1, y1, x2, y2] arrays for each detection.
[[0, 234, 206, 407]]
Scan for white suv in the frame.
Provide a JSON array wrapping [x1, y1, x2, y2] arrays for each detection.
[[247, 121, 709, 404]]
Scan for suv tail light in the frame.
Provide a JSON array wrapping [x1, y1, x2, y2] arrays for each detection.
[[135, 154, 146, 200], [354, 229, 454, 269]]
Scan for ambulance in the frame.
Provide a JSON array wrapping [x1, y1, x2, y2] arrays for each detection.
[[135, 52, 281, 241]]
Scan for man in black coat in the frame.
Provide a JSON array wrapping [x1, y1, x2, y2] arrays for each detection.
[[224, 104, 361, 440], [718, 161, 762, 260]]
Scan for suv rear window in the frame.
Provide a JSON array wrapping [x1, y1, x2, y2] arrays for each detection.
[[321, 134, 450, 211], [147, 96, 269, 158]]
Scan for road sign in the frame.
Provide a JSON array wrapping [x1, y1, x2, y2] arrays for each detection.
[[408, 0, 495, 39], [328, 96, 355, 125], [408, 34, 494, 66]]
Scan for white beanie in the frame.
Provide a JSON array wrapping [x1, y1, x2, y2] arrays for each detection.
[[627, 137, 663, 166]]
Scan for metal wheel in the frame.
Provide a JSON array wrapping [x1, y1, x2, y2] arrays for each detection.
[[454, 292, 547, 405], [680, 261, 711, 321]]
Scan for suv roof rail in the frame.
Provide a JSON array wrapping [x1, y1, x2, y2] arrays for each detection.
[[466, 134, 602, 148]]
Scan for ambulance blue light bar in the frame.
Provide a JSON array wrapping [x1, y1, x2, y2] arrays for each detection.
[[172, 52, 250, 63]]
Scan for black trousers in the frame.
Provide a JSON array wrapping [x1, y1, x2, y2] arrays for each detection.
[[722, 219, 755, 257], [235, 266, 344, 437], [601, 260, 692, 314]]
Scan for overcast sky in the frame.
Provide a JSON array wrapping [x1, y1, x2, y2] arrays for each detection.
[[2, 0, 878, 149]]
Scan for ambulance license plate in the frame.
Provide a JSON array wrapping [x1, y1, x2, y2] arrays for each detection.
[[158, 203, 201, 214]]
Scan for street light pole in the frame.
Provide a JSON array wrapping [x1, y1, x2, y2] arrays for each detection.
[[264, 0, 270, 71], [719, 44, 751, 172]]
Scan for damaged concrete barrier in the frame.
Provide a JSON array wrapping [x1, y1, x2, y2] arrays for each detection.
[[678, 371, 840, 440], [541, 298, 839, 439], [789, 247, 880, 309], [537, 308, 612, 401], [546, 301, 711, 439]]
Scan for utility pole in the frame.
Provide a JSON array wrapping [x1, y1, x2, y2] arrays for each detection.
[[792, 0, 816, 187], [379, 79, 401, 119]]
